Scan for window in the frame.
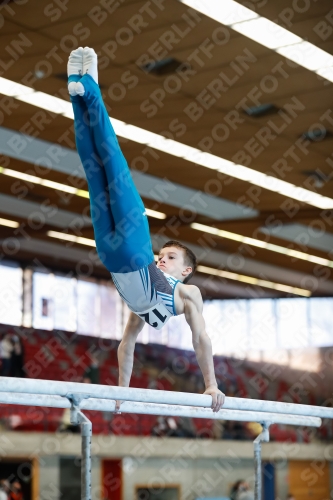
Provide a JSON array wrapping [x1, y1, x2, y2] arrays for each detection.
[[32, 272, 54, 330], [276, 298, 309, 349], [309, 298, 333, 347], [53, 275, 77, 332], [77, 279, 100, 336], [100, 283, 121, 339], [168, 314, 193, 351], [249, 299, 276, 350], [205, 300, 248, 355], [0, 263, 22, 326], [33, 272, 77, 331], [4, 262, 331, 364]]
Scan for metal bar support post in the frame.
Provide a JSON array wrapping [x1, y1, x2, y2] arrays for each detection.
[[78, 411, 92, 500], [67, 394, 92, 500], [254, 423, 270, 500]]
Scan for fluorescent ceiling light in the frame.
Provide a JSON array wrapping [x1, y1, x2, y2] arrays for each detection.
[[17, 92, 72, 115], [1, 77, 333, 210], [62, 108, 74, 120], [0, 166, 166, 220], [232, 17, 302, 49], [145, 208, 166, 219], [149, 137, 194, 159], [179, 0, 333, 81], [277, 42, 333, 71], [0, 166, 89, 198], [47, 230, 96, 247], [0, 217, 19, 228], [197, 154, 235, 172], [243, 175, 332, 208], [197, 264, 311, 297], [316, 66, 333, 83], [114, 121, 157, 145], [179, 0, 258, 25], [191, 223, 333, 269], [0, 77, 34, 96]]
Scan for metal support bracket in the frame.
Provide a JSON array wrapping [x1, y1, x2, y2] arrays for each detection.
[[66, 393, 92, 500], [66, 393, 90, 425], [254, 422, 270, 500]]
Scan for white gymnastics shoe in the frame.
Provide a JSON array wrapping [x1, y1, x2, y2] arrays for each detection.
[[83, 47, 98, 84], [67, 47, 85, 96]]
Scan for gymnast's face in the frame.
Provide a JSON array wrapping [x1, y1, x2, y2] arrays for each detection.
[[156, 246, 192, 282]]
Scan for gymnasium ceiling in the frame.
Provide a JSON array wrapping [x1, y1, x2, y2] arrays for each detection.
[[0, 0, 333, 299]]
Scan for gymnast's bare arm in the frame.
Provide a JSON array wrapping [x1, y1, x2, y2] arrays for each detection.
[[116, 287, 224, 413], [180, 283, 225, 412], [116, 312, 145, 411]]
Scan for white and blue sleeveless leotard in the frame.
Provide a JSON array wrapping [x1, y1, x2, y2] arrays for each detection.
[[111, 262, 180, 329]]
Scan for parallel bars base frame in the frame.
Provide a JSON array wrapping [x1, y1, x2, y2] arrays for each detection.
[[0, 378, 326, 500]]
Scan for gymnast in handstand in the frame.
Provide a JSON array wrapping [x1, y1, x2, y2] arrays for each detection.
[[67, 47, 224, 412]]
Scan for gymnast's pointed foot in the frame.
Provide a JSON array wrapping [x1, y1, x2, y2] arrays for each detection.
[[83, 46, 98, 84], [67, 47, 85, 96]]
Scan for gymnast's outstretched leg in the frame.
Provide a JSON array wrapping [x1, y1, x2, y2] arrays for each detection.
[[68, 47, 117, 271], [68, 47, 154, 273]]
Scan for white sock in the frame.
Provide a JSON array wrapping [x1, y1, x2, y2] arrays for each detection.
[[68, 80, 85, 97], [67, 47, 83, 77], [83, 47, 98, 84], [74, 82, 85, 96], [68, 82, 78, 96], [67, 47, 84, 96]]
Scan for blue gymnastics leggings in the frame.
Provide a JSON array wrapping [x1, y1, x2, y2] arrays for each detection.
[[69, 74, 154, 273]]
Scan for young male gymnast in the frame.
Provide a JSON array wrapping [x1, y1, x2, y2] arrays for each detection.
[[67, 47, 225, 412]]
